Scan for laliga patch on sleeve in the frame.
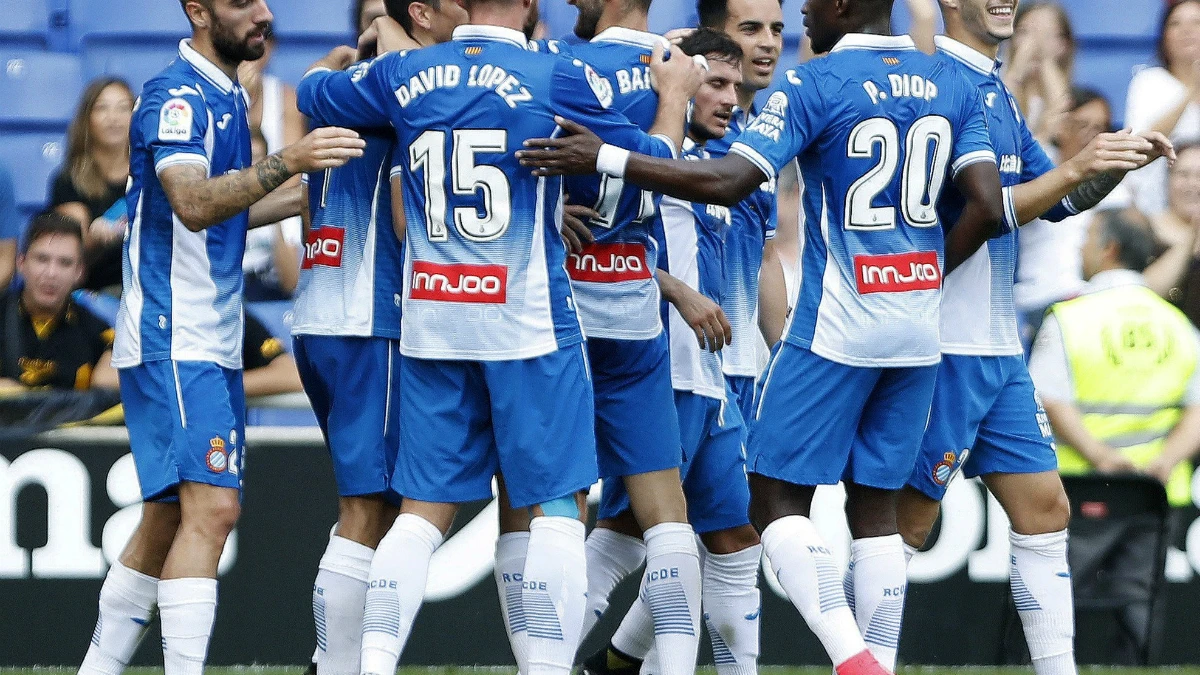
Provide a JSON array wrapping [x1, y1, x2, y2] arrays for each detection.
[[580, 61, 614, 109], [158, 97, 194, 142]]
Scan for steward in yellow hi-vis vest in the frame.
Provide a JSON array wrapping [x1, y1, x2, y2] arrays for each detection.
[[1050, 282, 1198, 505]]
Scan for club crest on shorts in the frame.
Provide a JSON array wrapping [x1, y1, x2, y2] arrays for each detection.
[[207, 436, 228, 473], [932, 451, 957, 486]]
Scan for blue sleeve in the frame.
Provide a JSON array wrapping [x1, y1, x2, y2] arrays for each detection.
[[727, 67, 822, 181], [0, 163, 17, 241], [764, 191, 778, 240], [551, 58, 677, 159], [1012, 116, 1076, 224], [296, 54, 400, 129], [950, 85, 997, 178], [140, 85, 211, 175]]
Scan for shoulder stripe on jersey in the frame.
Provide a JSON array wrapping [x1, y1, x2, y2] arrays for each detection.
[[951, 150, 997, 177], [729, 143, 776, 182], [155, 153, 210, 175]]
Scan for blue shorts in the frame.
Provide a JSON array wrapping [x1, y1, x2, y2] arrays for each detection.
[[907, 354, 1057, 500], [119, 360, 246, 502], [747, 344, 937, 490], [589, 335, 683, 479], [725, 375, 756, 433], [395, 344, 598, 509], [600, 389, 751, 534], [294, 335, 401, 503]]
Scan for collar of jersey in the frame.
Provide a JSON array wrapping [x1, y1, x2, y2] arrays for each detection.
[[452, 25, 529, 49], [1086, 268, 1147, 294], [178, 39, 236, 94], [934, 36, 999, 77], [592, 26, 669, 50], [830, 33, 915, 53]]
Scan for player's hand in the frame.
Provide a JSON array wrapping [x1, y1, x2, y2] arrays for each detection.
[[518, 117, 604, 176], [1136, 130, 1176, 166], [560, 201, 598, 254], [311, 46, 359, 73], [1143, 456, 1176, 485], [677, 286, 732, 352], [1093, 448, 1137, 475], [1067, 129, 1155, 181], [282, 127, 366, 173], [649, 43, 705, 101]]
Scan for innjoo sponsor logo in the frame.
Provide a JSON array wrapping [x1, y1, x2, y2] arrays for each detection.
[[302, 226, 344, 269], [410, 261, 508, 303], [566, 243, 651, 283], [854, 250, 941, 294]]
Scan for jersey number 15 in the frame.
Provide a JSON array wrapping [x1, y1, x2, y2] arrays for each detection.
[[410, 129, 512, 241]]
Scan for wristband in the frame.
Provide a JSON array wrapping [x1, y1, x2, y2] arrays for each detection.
[[596, 144, 631, 178]]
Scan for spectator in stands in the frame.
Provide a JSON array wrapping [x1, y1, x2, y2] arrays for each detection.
[[1125, 0, 1200, 216], [355, 0, 388, 33], [1004, 1, 1075, 147], [1151, 143, 1200, 325], [49, 77, 134, 293], [0, 162, 18, 290], [239, 39, 303, 300], [0, 214, 117, 392], [242, 310, 303, 397], [1029, 208, 1200, 663], [1015, 87, 1128, 335]]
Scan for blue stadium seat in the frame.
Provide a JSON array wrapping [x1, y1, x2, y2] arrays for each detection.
[[69, 0, 186, 46], [0, 51, 83, 129], [1074, 44, 1153, 128], [0, 132, 65, 209], [0, 0, 51, 48], [82, 43, 179, 94], [648, 0, 696, 34], [269, 39, 347, 86], [1065, 0, 1160, 40], [269, 0, 356, 41]]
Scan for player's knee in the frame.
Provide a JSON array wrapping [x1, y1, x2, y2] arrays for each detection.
[[1027, 486, 1071, 534], [185, 492, 241, 539], [337, 496, 396, 546], [701, 524, 761, 555], [534, 493, 581, 520]]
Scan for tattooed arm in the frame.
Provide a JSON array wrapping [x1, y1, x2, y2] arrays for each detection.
[[160, 128, 365, 232]]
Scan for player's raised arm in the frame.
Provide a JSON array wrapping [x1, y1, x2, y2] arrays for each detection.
[[149, 87, 365, 233], [296, 47, 399, 130], [1007, 127, 1173, 229], [644, 42, 706, 154]]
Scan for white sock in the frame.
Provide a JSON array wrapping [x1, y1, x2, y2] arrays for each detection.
[[902, 544, 918, 567], [848, 535, 906, 672], [523, 516, 588, 675], [314, 536, 374, 675], [158, 577, 218, 675], [611, 594, 656, 660], [360, 514, 443, 675], [641, 522, 702, 675], [1010, 530, 1077, 675], [703, 544, 762, 675], [495, 531, 531, 672], [760, 516, 867, 667], [583, 528, 648, 640], [80, 562, 158, 675]]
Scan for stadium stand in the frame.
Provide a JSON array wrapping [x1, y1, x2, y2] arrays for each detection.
[[0, 131, 65, 225], [0, 0, 54, 49]]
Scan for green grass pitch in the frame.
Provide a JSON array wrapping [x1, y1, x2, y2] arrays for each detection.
[[7, 662, 1200, 667]]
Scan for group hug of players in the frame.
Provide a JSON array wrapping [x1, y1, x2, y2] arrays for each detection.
[[72, 2, 1174, 675]]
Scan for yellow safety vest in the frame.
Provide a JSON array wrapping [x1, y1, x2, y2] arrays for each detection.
[[1050, 283, 1198, 506]]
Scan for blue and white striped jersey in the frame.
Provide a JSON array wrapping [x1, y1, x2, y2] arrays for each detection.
[[113, 40, 251, 370], [933, 36, 1074, 356], [555, 28, 680, 341], [730, 34, 996, 367], [707, 106, 777, 378], [297, 25, 674, 361], [658, 140, 730, 400], [291, 131, 403, 339]]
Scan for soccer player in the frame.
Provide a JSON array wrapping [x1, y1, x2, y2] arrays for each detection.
[[696, 0, 786, 422], [507, 3, 711, 673], [890, 2, 1173, 674], [582, 28, 764, 675], [295, 10, 702, 675], [76, 3, 365, 675], [517, 1, 1005, 672]]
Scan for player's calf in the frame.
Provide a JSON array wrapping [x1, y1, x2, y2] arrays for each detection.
[[523, 494, 589, 675], [700, 526, 762, 675], [895, 485, 942, 550]]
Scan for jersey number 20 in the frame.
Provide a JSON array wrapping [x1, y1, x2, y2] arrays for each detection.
[[410, 129, 512, 241], [844, 116, 952, 230]]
